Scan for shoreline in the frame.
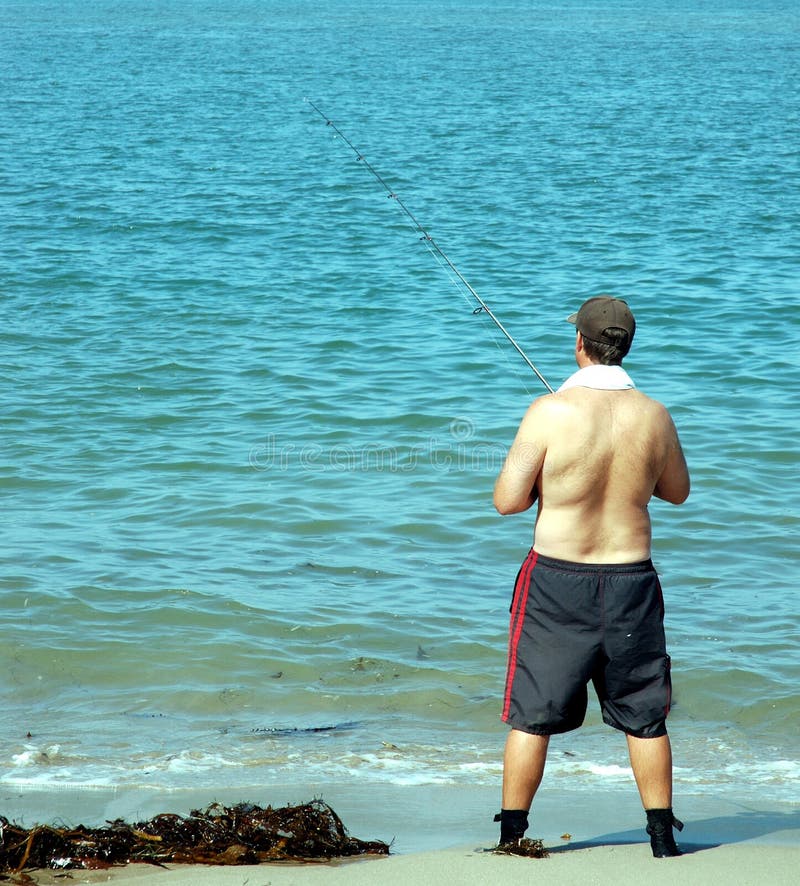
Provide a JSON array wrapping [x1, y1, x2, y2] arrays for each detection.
[[3, 780, 798, 885]]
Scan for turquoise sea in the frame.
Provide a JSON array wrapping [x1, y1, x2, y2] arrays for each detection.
[[1, 0, 798, 823]]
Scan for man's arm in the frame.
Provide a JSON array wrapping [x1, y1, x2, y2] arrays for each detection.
[[653, 416, 690, 504], [493, 399, 548, 515]]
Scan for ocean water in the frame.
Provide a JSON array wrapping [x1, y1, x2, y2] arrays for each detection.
[[1, 0, 798, 814]]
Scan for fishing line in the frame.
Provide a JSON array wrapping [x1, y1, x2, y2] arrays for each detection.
[[306, 99, 554, 394]]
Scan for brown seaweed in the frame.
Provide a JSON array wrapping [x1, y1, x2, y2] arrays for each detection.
[[492, 837, 549, 858], [0, 799, 389, 874]]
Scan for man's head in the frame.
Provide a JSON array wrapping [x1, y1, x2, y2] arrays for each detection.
[[567, 295, 635, 365]]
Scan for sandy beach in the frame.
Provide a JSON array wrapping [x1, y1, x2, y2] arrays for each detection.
[[16, 843, 800, 886], [6, 782, 798, 886]]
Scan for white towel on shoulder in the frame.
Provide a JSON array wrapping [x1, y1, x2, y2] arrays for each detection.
[[557, 364, 635, 392]]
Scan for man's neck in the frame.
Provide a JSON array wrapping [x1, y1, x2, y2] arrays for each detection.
[[576, 355, 619, 370]]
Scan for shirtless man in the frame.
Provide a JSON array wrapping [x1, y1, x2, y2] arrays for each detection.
[[493, 296, 690, 857]]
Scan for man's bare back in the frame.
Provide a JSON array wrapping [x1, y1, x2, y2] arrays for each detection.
[[494, 377, 689, 563]]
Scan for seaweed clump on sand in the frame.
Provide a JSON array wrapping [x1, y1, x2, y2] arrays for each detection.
[[0, 799, 390, 875], [492, 837, 549, 858]]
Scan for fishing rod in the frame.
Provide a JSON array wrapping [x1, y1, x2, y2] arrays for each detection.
[[306, 100, 554, 393]]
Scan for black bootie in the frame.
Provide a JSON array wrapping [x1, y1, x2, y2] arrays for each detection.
[[494, 809, 529, 846], [645, 808, 684, 857]]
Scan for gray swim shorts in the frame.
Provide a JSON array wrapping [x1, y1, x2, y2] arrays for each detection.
[[502, 550, 672, 739]]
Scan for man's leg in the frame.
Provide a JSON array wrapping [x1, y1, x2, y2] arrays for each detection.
[[503, 729, 550, 808], [496, 729, 549, 845], [626, 733, 683, 857], [626, 733, 672, 808]]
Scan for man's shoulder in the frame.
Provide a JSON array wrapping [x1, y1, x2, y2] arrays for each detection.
[[549, 386, 674, 425], [628, 389, 672, 418], [526, 390, 574, 419], [531, 386, 672, 418]]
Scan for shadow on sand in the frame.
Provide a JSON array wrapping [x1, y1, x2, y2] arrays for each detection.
[[548, 808, 800, 855]]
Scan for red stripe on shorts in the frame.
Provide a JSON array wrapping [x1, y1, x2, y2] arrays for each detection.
[[502, 549, 537, 722]]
